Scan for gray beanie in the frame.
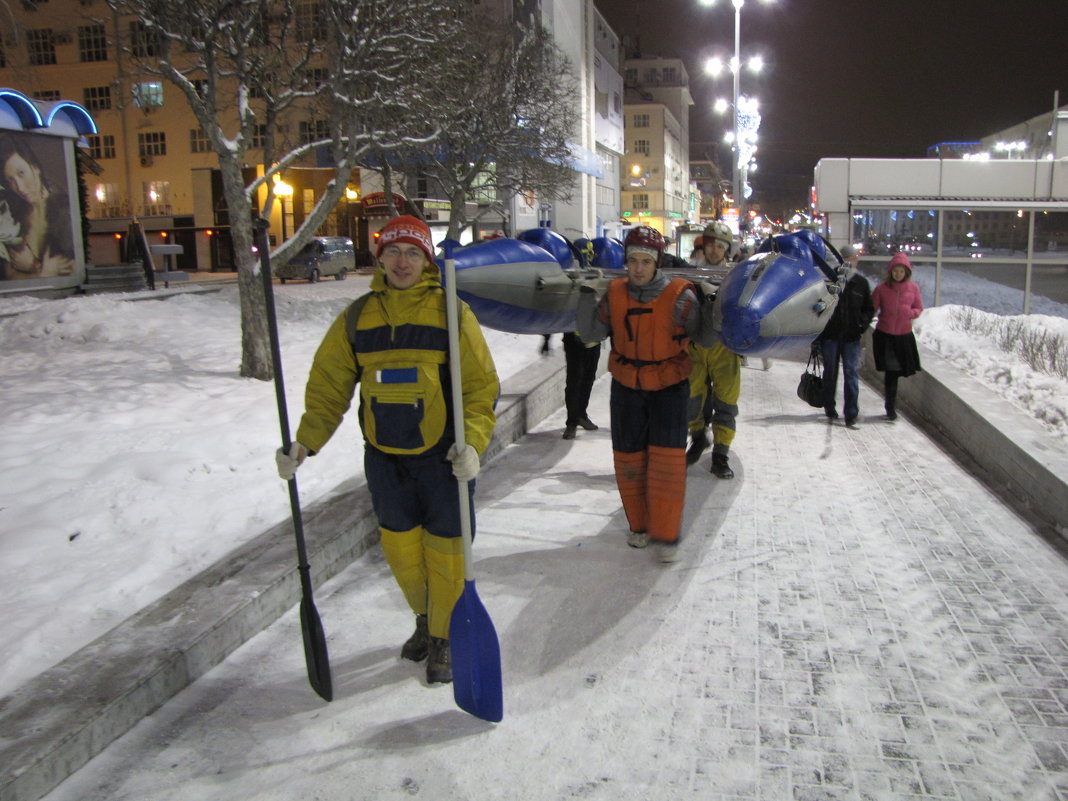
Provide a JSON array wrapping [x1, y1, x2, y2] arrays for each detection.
[[839, 244, 858, 259]]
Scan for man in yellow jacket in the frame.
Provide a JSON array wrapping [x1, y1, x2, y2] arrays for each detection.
[[686, 221, 742, 479], [275, 215, 499, 685]]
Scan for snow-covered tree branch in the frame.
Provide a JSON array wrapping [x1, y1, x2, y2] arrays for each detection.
[[104, 0, 465, 379]]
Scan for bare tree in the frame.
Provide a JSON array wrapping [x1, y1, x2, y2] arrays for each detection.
[[399, 21, 579, 240], [105, 0, 462, 379]]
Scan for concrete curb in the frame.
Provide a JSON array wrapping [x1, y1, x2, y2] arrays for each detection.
[[0, 355, 573, 801], [860, 331, 1068, 536]]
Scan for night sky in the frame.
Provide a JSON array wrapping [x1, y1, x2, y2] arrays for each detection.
[[594, 0, 1068, 217]]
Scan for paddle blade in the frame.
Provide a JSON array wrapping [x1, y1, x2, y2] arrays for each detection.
[[450, 580, 503, 722], [300, 596, 333, 702]]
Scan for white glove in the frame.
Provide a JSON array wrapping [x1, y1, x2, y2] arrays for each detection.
[[275, 442, 308, 480], [447, 443, 480, 482]]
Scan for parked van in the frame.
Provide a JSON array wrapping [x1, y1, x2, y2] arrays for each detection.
[[275, 237, 354, 282]]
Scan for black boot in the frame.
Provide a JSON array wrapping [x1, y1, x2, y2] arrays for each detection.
[[426, 637, 452, 684], [885, 373, 899, 420], [400, 614, 429, 662], [711, 452, 734, 479], [685, 429, 709, 466]]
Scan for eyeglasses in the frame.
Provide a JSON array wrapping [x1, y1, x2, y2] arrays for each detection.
[[381, 245, 427, 261]]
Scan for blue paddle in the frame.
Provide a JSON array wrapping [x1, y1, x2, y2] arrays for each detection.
[[443, 257, 503, 723]]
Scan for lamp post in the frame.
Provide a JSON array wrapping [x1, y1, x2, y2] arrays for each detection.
[[274, 177, 294, 241], [701, 0, 770, 230], [731, 0, 742, 222]]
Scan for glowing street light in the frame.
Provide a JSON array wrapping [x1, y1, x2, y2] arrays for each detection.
[[698, 0, 774, 223], [273, 175, 294, 240]]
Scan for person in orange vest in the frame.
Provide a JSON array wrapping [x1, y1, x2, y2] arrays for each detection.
[[576, 226, 702, 562]]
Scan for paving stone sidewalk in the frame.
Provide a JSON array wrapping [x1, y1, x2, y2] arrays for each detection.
[[41, 360, 1068, 801]]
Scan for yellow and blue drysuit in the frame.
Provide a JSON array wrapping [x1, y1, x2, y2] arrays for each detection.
[[295, 261, 499, 640]]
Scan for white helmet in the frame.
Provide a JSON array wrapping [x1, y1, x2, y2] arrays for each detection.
[[703, 221, 733, 248]]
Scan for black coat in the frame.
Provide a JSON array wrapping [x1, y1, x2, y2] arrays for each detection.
[[818, 273, 874, 343]]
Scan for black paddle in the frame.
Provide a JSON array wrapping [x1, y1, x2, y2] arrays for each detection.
[[254, 218, 333, 702], [443, 256, 503, 723]]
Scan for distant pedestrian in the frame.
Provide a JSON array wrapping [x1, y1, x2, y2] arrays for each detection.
[[871, 251, 923, 421], [659, 235, 693, 272], [815, 244, 874, 426], [275, 214, 500, 685], [576, 225, 702, 562], [561, 330, 601, 439]]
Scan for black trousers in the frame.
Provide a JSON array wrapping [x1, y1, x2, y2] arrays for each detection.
[[563, 332, 601, 426]]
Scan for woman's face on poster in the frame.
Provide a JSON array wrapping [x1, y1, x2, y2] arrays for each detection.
[[2, 152, 44, 204]]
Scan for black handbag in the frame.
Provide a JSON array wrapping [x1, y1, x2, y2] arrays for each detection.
[[797, 349, 824, 408]]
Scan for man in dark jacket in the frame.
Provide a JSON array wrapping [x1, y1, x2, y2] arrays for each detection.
[[815, 244, 875, 427]]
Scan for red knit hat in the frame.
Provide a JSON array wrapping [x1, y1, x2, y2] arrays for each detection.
[[376, 215, 435, 263]]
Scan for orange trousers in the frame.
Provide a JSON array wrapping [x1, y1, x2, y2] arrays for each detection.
[[609, 378, 689, 543]]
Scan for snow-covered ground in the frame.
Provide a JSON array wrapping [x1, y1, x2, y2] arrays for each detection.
[[36, 311, 1068, 801], [0, 276, 542, 698], [0, 266, 1065, 701]]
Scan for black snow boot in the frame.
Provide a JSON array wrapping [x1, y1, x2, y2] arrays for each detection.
[[711, 452, 734, 479], [686, 429, 709, 466], [401, 614, 429, 662], [426, 637, 452, 684]]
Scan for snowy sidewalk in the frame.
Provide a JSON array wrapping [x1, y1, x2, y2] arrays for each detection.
[[41, 362, 1068, 801]]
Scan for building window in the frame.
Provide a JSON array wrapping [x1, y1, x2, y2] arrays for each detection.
[[93, 182, 120, 216], [137, 131, 167, 157], [299, 119, 329, 145], [624, 68, 637, 84], [662, 67, 678, 83], [250, 123, 267, 149], [32, 90, 60, 101], [85, 134, 116, 159], [633, 113, 649, 128], [249, 73, 273, 100], [189, 128, 211, 153], [83, 85, 112, 111], [633, 193, 649, 210], [130, 21, 160, 58], [27, 29, 56, 66], [302, 68, 328, 88], [191, 79, 209, 98], [634, 139, 650, 155], [142, 181, 171, 216], [78, 24, 107, 61], [132, 81, 164, 108], [295, 2, 325, 41]]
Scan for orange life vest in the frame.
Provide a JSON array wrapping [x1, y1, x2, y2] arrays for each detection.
[[606, 276, 693, 391]]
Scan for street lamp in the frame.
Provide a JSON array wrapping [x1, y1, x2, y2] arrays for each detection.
[[273, 176, 294, 241], [699, 0, 773, 226]]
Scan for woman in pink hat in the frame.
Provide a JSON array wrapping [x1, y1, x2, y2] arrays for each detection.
[[871, 252, 923, 420]]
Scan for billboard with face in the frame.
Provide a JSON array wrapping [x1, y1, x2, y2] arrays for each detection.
[[0, 131, 81, 285]]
